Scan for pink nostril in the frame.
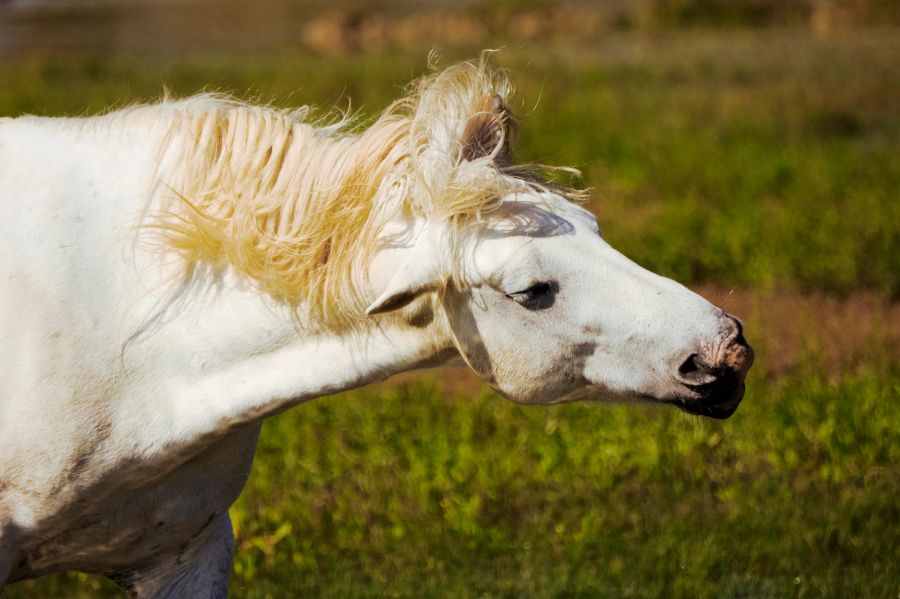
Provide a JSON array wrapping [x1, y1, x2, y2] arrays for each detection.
[[726, 315, 748, 347], [723, 339, 754, 378], [722, 315, 754, 378]]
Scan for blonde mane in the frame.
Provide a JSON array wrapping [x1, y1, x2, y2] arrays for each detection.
[[148, 56, 580, 330]]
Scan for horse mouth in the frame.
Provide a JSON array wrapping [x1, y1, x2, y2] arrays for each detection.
[[676, 379, 746, 420]]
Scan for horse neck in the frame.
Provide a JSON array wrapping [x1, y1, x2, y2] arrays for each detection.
[[125, 265, 454, 453], [116, 103, 451, 451]]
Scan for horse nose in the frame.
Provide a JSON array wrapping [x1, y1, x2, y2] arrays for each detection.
[[675, 315, 754, 419], [719, 316, 753, 378], [677, 316, 753, 384]]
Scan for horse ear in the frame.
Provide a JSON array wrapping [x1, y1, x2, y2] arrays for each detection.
[[461, 93, 513, 163], [365, 250, 442, 316]]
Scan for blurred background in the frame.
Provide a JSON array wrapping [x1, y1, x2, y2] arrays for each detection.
[[3, 0, 898, 597]]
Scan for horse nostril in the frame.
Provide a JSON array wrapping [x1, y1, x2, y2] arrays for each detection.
[[678, 353, 701, 377], [677, 352, 720, 386], [727, 316, 747, 347], [722, 315, 754, 377]]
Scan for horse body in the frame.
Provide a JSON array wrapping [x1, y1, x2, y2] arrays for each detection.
[[0, 114, 450, 594], [0, 115, 243, 591], [0, 60, 752, 596]]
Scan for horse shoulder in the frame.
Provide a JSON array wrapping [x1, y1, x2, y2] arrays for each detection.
[[0, 116, 170, 521]]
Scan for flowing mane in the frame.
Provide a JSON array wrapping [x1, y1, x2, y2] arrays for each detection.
[[147, 56, 581, 329]]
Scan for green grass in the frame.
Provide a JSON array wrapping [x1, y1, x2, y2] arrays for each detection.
[[3, 27, 899, 598], [237, 364, 900, 598]]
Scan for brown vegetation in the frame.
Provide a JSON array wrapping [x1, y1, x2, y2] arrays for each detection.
[[4, 0, 899, 58], [697, 286, 899, 379]]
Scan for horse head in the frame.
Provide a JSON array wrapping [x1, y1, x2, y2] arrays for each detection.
[[364, 60, 753, 418]]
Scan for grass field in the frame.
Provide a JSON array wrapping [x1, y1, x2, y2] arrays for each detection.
[[3, 25, 899, 598]]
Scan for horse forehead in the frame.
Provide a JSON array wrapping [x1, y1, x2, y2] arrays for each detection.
[[482, 195, 598, 244], [496, 194, 598, 234], [465, 199, 602, 274]]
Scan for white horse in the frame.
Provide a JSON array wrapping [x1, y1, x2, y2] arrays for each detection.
[[0, 58, 752, 597]]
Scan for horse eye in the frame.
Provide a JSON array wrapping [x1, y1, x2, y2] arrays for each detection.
[[506, 281, 556, 310]]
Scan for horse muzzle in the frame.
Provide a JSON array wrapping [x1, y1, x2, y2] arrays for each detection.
[[672, 316, 755, 420]]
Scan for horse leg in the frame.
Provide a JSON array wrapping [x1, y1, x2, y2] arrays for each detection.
[[0, 546, 14, 592], [0, 522, 21, 591], [110, 513, 234, 599]]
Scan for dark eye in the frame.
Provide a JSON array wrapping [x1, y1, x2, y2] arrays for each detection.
[[506, 281, 556, 310]]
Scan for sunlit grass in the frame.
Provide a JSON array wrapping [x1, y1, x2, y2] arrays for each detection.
[[221, 366, 898, 598]]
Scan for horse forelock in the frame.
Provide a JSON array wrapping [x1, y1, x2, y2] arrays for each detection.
[[141, 57, 582, 330]]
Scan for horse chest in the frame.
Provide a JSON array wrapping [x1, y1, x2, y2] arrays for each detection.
[[14, 424, 260, 580]]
